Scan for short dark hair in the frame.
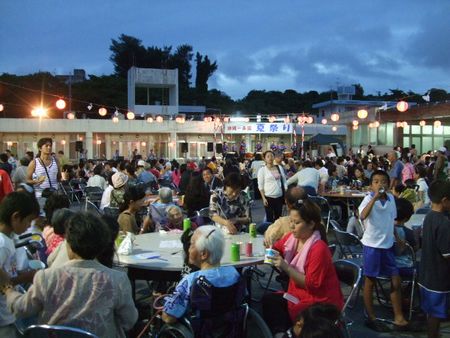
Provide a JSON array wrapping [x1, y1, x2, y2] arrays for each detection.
[[428, 180, 450, 204], [19, 157, 30, 166], [202, 167, 213, 175], [290, 199, 327, 244], [315, 159, 324, 168], [223, 172, 242, 190], [43, 193, 70, 224], [0, 192, 40, 228], [369, 169, 390, 185], [120, 184, 146, 212], [395, 198, 414, 222], [415, 164, 427, 178], [93, 163, 103, 176], [66, 212, 110, 259], [0, 153, 8, 163], [37, 137, 53, 149], [51, 208, 75, 235], [262, 150, 274, 158]]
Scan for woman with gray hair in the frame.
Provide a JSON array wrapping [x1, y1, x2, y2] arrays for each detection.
[[162, 226, 240, 324]]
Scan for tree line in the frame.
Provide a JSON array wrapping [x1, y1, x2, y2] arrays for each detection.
[[0, 33, 449, 118]]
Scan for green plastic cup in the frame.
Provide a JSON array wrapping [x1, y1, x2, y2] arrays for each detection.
[[230, 243, 240, 262], [183, 218, 191, 232], [249, 223, 257, 238]]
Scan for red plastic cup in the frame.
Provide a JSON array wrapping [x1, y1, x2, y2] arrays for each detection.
[[245, 242, 253, 257]]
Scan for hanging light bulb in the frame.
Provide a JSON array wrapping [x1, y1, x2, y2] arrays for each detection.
[[98, 107, 107, 116], [419, 120, 426, 127], [268, 115, 276, 123], [112, 116, 119, 123], [56, 98, 66, 110], [67, 112, 75, 120], [96, 140, 102, 145], [352, 125, 358, 130], [368, 123, 374, 128], [357, 109, 368, 119], [0, 104, 4, 112], [126, 111, 135, 120], [402, 121, 408, 128], [146, 117, 154, 123], [434, 120, 442, 128], [330, 113, 340, 122], [396, 101, 409, 112], [307, 116, 314, 124], [332, 126, 337, 131], [223, 117, 230, 123], [321, 118, 327, 125], [156, 115, 163, 123], [373, 121, 380, 128], [141, 141, 146, 147], [352, 120, 359, 126], [60, 140, 66, 145]]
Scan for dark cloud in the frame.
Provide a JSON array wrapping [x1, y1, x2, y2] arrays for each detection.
[[0, 0, 448, 99]]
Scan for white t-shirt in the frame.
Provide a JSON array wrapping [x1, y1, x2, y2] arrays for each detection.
[[416, 178, 430, 206], [318, 167, 329, 184], [250, 160, 265, 179], [358, 193, 397, 249], [286, 167, 320, 190], [0, 232, 17, 326], [100, 185, 114, 210]]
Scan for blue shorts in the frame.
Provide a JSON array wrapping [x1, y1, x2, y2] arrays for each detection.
[[420, 286, 450, 319], [363, 245, 399, 278]]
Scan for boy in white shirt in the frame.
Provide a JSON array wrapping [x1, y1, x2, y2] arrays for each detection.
[[359, 170, 414, 332], [0, 192, 40, 337]]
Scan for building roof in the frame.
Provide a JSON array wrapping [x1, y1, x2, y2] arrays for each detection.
[[312, 99, 399, 109]]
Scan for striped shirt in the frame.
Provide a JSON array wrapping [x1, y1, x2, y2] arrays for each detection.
[[34, 157, 58, 198]]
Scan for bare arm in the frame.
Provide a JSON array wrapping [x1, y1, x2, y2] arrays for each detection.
[[360, 193, 381, 220], [26, 159, 43, 185]]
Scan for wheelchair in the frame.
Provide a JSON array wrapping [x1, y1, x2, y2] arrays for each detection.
[[148, 274, 250, 338]]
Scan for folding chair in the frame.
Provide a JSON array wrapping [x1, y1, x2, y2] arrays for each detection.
[[84, 200, 102, 216], [103, 207, 120, 220], [334, 259, 363, 337], [308, 195, 332, 232], [373, 242, 418, 320], [330, 220, 363, 262], [196, 207, 213, 225], [23, 324, 98, 338], [84, 186, 103, 208]]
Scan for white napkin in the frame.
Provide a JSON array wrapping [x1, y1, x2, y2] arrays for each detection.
[[117, 232, 135, 255]]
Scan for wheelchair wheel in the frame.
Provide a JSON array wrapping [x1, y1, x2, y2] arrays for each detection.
[[158, 323, 194, 338]]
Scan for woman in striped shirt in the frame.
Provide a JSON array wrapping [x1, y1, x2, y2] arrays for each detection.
[[26, 138, 61, 200]]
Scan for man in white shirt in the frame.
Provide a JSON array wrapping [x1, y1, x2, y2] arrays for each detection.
[[286, 160, 320, 196], [314, 159, 329, 194]]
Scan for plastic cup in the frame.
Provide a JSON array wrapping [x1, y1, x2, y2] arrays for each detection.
[[249, 223, 257, 238], [183, 218, 191, 232], [264, 248, 277, 264], [231, 243, 240, 262]]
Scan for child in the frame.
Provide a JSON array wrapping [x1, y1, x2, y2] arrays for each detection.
[[358, 170, 413, 332], [0, 192, 40, 337], [418, 180, 450, 338], [394, 198, 416, 251]]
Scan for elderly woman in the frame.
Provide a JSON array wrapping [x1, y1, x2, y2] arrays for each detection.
[[0, 212, 138, 338], [262, 199, 343, 334], [162, 225, 240, 324], [143, 187, 176, 231]]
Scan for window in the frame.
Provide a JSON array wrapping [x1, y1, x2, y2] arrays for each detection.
[[411, 125, 421, 134], [386, 123, 394, 145], [423, 125, 433, 135], [378, 123, 386, 145]]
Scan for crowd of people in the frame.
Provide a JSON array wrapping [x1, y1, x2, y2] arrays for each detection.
[[0, 138, 449, 337]]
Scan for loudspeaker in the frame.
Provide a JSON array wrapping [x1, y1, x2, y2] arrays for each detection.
[[207, 142, 214, 152], [216, 143, 223, 153], [181, 143, 188, 153], [75, 141, 83, 152]]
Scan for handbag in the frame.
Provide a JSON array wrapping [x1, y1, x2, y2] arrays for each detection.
[[275, 165, 285, 199], [38, 157, 58, 197]]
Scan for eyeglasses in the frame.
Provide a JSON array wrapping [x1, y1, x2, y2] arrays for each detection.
[[206, 229, 216, 239]]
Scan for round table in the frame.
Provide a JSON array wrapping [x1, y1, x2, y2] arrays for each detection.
[[115, 231, 266, 297]]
